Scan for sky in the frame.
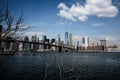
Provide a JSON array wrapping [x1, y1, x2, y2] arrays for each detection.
[[2, 0, 120, 46]]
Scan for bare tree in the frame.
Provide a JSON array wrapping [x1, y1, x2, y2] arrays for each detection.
[[0, 3, 30, 52], [0, 5, 30, 40], [0, 8, 4, 23]]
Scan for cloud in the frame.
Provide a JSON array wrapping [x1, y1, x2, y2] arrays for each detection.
[[57, 21, 73, 25], [92, 23, 106, 27], [57, 21, 68, 25], [31, 22, 47, 28], [57, 3, 77, 22], [58, 3, 69, 10], [57, 0, 118, 21]]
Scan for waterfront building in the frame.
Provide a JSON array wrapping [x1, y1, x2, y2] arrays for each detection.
[[51, 38, 56, 51], [100, 39, 106, 50], [31, 34, 37, 42], [51, 38, 55, 43], [58, 34, 61, 45], [77, 41, 79, 50], [82, 36, 89, 48], [78, 45, 104, 51], [23, 36, 30, 51], [31, 34, 37, 50], [82, 37, 85, 46], [65, 32, 69, 45], [46, 39, 50, 50], [36, 37, 39, 49], [39, 40, 44, 51], [85, 36, 89, 48], [107, 45, 120, 52], [69, 33, 72, 47], [42, 35, 47, 50]]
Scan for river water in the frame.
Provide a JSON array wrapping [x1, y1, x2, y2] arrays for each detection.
[[0, 52, 120, 80]]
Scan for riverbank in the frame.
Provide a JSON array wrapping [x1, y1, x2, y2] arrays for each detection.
[[0, 51, 15, 55], [0, 50, 120, 56], [77, 51, 120, 53]]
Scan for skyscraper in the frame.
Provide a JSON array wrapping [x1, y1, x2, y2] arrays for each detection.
[[58, 34, 61, 45], [23, 36, 30, 51], [77, 41, 79, 47], [65, 32, 69, 45], [82, 36, 89, 48], [31, 34, 37, 42], [51, 38, 55, 44], [31, 34, 37, 50], [46, 39, 50, 49], [69, 33, 72, 46], [77, 41, 79, 50], [82, 37, 85, 44], [42, 35, 47, 49], [51, 38, 56, 51]]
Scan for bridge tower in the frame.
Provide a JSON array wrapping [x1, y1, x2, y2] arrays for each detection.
[[58, 46, 62, 52]]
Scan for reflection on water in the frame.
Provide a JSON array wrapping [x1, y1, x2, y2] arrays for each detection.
[[0, 52, 120, 80]]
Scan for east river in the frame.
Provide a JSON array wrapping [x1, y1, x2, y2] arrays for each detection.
[[0, 52, 120, 80]]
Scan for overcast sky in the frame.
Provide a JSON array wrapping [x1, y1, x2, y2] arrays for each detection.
[[2, 0, 120, 46]]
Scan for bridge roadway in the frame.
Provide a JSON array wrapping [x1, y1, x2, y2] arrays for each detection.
[[2, 39, 75, 50]]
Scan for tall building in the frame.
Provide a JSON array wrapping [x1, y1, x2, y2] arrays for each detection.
[[82, 37, 85, 44], [100, 39, 106, 50], [23, 36, 30, 51], [85, 36, 89, 47], [69, 33, 72, 46], [65, 32, 69, 45], [82, 36, 89, 48], [39, 40, 44, 50], [42, 35, 47, 42], [31, 34, 37, 42], [46, 39, 50, 49], [77, 41, 79, 47], [37, 37, 39, 49], [51, 38, 55, 44], [51, 38, 56, 51], [58, 34, 61, 45], [42, 35, 47, 50], [77, 41, 79, 50], [31, 34, 37, 50]]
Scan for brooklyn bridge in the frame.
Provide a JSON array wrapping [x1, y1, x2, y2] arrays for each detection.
[[0, 24, 75, 53], [0, 38, 76, 53]]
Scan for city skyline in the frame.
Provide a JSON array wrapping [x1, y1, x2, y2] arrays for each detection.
[[1, 0, 120, 46]]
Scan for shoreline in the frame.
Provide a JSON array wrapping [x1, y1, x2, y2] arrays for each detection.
[[0, 51, 15, 56], [0, 50, 120, 56], [77, 51, 120, 53]]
